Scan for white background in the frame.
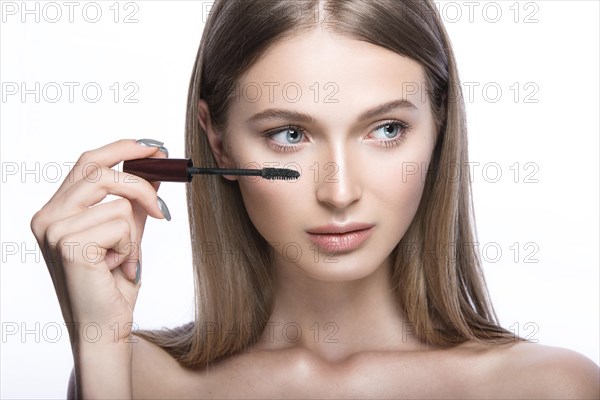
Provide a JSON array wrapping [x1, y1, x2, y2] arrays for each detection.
[[1, 1, 598, 398]]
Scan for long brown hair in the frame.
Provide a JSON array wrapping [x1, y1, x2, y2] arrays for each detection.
[[134, 0, 527, 368]]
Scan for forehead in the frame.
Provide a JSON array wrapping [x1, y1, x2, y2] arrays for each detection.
[[236, 29, 428, 108]]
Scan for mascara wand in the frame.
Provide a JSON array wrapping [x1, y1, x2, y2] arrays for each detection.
[[123, 158, 300, 182]]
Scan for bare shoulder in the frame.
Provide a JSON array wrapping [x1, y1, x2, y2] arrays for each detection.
[[131, 334, 197, 399], [492, 341, 600, 398]]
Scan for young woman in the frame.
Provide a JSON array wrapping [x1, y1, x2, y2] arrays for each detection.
[[31, 0, 599, 398]]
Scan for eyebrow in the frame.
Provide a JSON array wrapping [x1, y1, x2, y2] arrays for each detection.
[[246, 99, 419, 125]]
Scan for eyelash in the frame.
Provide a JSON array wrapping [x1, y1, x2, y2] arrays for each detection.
[[263, 120, 411, 153]]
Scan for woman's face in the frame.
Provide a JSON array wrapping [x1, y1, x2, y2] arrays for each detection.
[[207, 29, 437, 282]]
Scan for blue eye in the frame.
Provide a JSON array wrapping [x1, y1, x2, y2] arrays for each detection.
[[373, 123, 401, 139], [265, 125, 306, 153], [270, 127, 304, 145], [370, 120, 410, 148]]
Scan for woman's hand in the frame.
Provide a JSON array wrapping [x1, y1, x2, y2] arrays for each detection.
[[30, 139, 170, 346]]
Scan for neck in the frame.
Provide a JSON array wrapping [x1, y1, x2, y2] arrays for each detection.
[[253, 255, 431, 364]]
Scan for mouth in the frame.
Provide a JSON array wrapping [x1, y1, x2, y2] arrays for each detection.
[[306, 223, 375, 253], [306, 222, 375, 235]]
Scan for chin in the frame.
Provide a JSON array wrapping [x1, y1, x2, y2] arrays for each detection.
[[303, 268, 379, 283], [294, 251, 390, 283]]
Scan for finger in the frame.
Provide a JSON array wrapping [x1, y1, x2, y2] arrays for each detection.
[[55, 166, 166, 221], [48, 218, 140, 326], [45, 198, 137, 246], [59, 218, 136, 284], [32, 167, 165, 247], [32, 140, 168, 239], [44, 198, 139, 270], [57, 219, 140, 323], [52, 139, 167, 200]]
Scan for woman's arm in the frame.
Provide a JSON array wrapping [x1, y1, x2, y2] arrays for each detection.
[[71, 341, 133, 398], [66, 335, 194, 399], [66, 343, 134, 399]]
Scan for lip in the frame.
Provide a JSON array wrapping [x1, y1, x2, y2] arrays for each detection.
[[306, 222, 375, 234], [306, 223, 375, 253]]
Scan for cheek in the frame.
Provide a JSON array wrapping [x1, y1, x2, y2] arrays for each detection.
[[237, 177, 306, 242], [389, 170, 426, 231], [370, 152, 430, 236], [384, 161, 427, 205]]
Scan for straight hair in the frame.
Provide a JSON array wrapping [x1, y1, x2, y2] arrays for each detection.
[[134, 0, 528, 368]]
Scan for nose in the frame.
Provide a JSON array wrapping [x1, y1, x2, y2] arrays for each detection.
[[314, 143, 363, 210]]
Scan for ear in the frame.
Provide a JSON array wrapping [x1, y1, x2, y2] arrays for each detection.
[[198, 99, 238, 181]]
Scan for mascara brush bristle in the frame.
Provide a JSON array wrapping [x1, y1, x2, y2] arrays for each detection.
[[262, 168, 300, 180]]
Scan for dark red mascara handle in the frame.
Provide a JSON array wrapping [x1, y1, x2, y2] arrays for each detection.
[[123, 158, 192, 182]]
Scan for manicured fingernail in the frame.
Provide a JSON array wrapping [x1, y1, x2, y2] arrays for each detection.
[[136, 138, 164, 147], [134, 261, 141, 284], [157, 196, 171, 221], [157, 146, 169, 157]]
